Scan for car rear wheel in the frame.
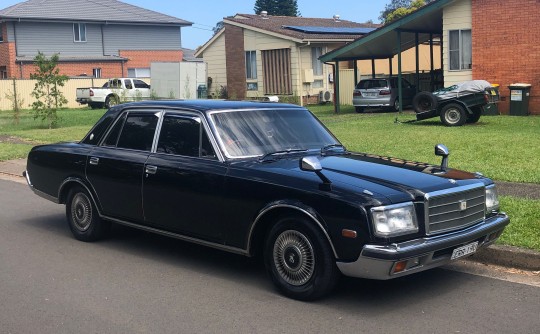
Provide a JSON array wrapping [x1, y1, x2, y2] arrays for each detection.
[[264, 216, 339, 301], [440, 103, 467, 126], [392, 98, 400, 112], [66, 186, 110, 242], [105, 95, 119, 109]]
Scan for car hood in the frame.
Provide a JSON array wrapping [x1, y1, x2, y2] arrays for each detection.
[[233, 152, 487, 204]]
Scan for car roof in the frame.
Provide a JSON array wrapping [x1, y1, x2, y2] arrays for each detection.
[[115, 99, 304, 114]]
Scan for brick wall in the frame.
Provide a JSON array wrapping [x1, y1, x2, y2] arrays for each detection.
[[119, 50, 183, 69], [224, 24, 246, 99], [472, 0, 540, 115], [19, 62, 124, 79], [15, 50, 183, 79]]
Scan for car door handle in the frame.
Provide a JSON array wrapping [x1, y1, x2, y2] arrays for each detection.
[[145, 165, 157, 175], [89, 157, 99, 165]]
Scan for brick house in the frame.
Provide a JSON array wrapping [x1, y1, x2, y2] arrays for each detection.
[[0, 0, 192, 79], [321, 0, 540, 115], [195, 13, 380, 104]]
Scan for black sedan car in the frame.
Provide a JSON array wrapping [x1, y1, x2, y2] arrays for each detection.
[[25, 100, 509, 300]]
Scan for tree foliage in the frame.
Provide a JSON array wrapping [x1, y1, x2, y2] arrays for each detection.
[[254, 0, 299, 16], [379, 0, 434, 24], [30, 52, 69, 128]]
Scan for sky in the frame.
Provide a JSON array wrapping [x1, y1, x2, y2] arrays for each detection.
[[0, 0, 390, 49]]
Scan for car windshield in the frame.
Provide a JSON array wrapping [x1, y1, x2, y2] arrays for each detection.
[[209, 108, 340, 158]]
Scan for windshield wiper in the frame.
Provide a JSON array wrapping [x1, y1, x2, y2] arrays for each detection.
[[259, 148, 308, 161], [321, 144, 346, 155]]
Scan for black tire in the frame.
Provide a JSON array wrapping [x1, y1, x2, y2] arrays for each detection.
[[355, 106, 364, 113], [66, 185, 110, 242], [467, 107, 482, 123], [264, 216, 340, 301], [413, 91, 438, 113], [391, 97, 400, 112], [89, 102, 103, 109], [440, 103, 467, 126], [104, 95, 119, 109]]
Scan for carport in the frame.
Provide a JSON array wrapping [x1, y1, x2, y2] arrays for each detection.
[[320, 0, 453, 113]]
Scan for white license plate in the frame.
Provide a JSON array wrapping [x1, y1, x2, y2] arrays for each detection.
[[364, 92, 378, 97], [451, 241, 478, 260]]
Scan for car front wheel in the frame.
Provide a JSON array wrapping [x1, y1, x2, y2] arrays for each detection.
[[66, 186, 110, 242], [264, 216, 339, 300]]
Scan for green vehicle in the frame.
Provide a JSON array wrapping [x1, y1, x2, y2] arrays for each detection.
[[412, 80, 499, 126]]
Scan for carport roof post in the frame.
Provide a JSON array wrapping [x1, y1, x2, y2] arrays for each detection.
[[318, 0, 452, 111]]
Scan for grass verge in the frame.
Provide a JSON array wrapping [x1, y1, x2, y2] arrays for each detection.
[[497, 196, 540, 251]]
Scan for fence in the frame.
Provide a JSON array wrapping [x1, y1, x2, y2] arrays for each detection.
[[0, 77, 151, 111], [337, 69, 441, 105]]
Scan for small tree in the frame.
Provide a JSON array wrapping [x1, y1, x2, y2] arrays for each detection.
[[254, 0, 299, 16], [380, 0, 434, 23], [30, 52, 69, 128]]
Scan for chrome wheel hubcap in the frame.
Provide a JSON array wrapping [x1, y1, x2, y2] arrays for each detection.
[[71, 193, 92, 232], [273, 230, 315, 286], [446, 109, 460, 123]]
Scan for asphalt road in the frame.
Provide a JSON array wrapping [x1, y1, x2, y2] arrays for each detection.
[[1, 179, 539, 334]]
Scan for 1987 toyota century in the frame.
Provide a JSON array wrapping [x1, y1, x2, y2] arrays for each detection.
[[25, 100, 509, 300]]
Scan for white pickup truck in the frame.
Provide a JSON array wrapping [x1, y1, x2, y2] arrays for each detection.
[[76, 78, 151, 109]]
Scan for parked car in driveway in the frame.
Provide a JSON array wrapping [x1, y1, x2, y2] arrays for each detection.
[[353, 77, 416, 113], [25, 100, 509, 300], [76, 78, 151, 109]]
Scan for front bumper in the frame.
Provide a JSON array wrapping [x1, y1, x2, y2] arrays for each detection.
[[336, 213, 510, 280]]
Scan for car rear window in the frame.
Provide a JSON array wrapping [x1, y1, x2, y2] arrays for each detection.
[[356, 80, 388, 89]]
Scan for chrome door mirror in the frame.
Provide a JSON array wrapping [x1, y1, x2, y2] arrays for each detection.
[[435, 144, 449, 171], [300, 156, 322, 172]]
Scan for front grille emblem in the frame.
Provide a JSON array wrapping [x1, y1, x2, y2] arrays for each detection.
[[459, 200, 467, 211]]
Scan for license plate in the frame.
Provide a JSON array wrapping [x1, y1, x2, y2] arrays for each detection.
[[451, 241, 478, 260], [365, 92, 378, 97]]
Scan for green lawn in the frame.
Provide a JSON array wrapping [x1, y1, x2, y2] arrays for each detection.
[[1, 105, 539, 251], [309, 105, 540, 184]]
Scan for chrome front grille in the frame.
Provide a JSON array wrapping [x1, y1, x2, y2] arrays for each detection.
[[425, 184, 486, 235]]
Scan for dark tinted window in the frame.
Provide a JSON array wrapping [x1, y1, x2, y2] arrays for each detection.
[[356, 79, 388, 89], [117, 114, 158, 151], [103, 113, 126, 147], [134, 80, 150, 89], [157, 116, 216, 158]]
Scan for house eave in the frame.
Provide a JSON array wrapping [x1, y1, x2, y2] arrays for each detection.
[[0, 17, 192, 27]]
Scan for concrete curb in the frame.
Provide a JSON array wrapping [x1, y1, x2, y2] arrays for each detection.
[[468, 245, 540, 271]]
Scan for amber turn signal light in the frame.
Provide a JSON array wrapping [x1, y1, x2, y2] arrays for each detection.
[[393, 261, 408, 273], [341, 229, 357, 239]]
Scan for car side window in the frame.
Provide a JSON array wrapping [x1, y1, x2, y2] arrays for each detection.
[[157, 116, 216, 159], [125, 80, 133, 89], [103, 113, 127, 147], [134, 80, 150, 89], [116, 114, 158, 151]]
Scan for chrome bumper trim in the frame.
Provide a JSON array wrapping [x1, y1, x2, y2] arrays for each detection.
[[336, 213, 509, 280], [24, 170, 59, 204]]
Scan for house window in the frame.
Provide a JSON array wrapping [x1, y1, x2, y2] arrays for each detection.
[[312, 79, 323, 89], [245, 51, 257, 79], [0, 25, 3, 42], [128, 68, 151, 78], [93, 68, 102, 78], [247, 82, 258, 91], [311, 47, 323, 76], [262, 49, 292, 95], [73, 23, 87, 42], [449, 29, 472, 70]]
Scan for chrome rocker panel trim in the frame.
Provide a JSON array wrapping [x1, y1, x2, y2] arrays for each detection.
[[336, 213, 509, 280]]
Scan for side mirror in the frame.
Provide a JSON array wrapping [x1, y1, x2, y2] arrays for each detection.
[[435, 144, 450, 171], [300, 156, 331, 191], [300, 156, 322, 172]]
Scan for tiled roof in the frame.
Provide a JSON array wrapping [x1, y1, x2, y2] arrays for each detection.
[[224, 14, 379, 41], [0, 0, 191, 26]]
